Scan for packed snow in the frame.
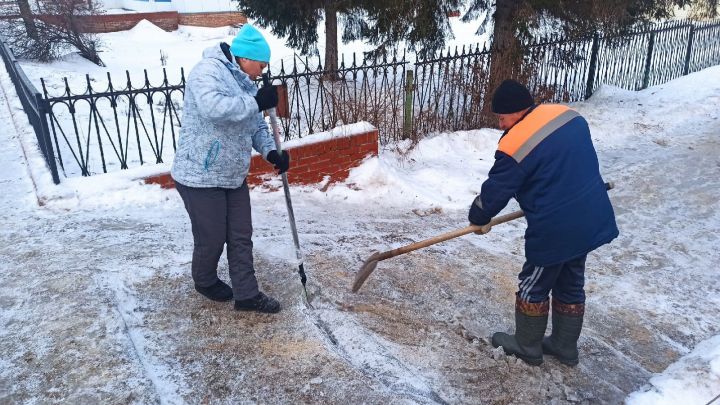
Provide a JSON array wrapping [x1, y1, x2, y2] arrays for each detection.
[[1, 19, 719, 405], [627, 335, 720, 405]]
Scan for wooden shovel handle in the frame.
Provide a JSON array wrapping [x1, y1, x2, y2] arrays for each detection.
[[373, 210, 525, 263], [371, 183, 613, 264], [354, 182, 615, 292]]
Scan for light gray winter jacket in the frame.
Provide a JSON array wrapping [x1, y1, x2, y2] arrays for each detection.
[[171, 43, 276, 188]]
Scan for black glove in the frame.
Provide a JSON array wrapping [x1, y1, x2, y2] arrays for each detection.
[[468, 197, 491, 226], [266, 150, 290, 174], [254, 85, 278, 112]]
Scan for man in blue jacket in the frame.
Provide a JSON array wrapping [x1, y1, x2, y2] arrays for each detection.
[[171, 24, 289, 313], [469, 79, 618, 366]]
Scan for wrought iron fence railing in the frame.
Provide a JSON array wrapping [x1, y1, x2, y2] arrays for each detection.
[[269, 53, 408, 145], [0, 39, 60, 183], [1, 18, 719, 182], [409, 18, 720, 136], [42, 70, 185, 178]]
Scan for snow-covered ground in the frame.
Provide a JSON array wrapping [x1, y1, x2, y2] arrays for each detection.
[[2, 43, 720, 404], [627, 335, 720, 404], [20, 19, 488, 180]]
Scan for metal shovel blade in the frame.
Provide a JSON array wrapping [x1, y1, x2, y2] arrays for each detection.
[[352, 251, 381, 293], [302, 282, 324, 309]]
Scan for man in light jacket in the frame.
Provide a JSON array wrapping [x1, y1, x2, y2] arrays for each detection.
[[172, 24, 289, 313]]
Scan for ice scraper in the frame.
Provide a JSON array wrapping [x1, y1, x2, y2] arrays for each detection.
[[262, 74, 312, 308]]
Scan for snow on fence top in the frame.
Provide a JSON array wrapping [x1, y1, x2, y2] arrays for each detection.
[[261, 121, 377, 152]]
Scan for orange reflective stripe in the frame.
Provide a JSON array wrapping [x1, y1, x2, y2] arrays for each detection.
[[498, 104, 572, 159]]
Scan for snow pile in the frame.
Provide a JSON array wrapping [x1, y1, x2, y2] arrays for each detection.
[[126, 19, 176, 43], [626, 335, 720, 405], [316, 65, 720, 211], [577, 66, 720, 149], [176, 25, 235, 41], [313, 128, 500, 209]]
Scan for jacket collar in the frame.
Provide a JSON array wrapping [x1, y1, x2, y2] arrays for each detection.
[[203, 42, 257, 92], [499, 104, 537, 139]]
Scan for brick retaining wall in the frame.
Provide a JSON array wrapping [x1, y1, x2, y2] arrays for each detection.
[[37, 12, 179, 33], [35, 11, 246, 33], [144, 126, 379, 189], [178, 12, 246, 28]]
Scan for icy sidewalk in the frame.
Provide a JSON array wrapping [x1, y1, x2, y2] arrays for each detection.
[[0, 75, 36, 215], [1, 58, 720, 403], [0, 76, 161, 402]]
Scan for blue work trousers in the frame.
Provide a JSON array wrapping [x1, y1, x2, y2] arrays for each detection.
[[517, 254, 587, 304]]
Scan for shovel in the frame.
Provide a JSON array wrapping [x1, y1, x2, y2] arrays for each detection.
[[352, 182, 615, 293], [351, 210, 524, 292]]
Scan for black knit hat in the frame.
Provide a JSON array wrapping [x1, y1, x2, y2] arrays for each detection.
[[491, 79, 534, 114]]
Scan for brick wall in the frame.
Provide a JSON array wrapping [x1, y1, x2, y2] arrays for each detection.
[[144, 127, 379, 190], [178, 12, 246, 28], [37, 11, 247, 33], [37, 12, 179, 33]]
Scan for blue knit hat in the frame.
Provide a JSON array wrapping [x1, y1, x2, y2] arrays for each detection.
[[230, 24, 271, 63]]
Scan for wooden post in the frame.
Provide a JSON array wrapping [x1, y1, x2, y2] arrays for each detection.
[[275, 83, 290, 119], [584, 33, 600, 100], [683, 25, 695, 76], [642, 31, 656, 89], [402, 70, 414, 140]]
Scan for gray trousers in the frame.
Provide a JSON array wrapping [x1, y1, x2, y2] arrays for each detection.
[[176, 181, 259, 300]]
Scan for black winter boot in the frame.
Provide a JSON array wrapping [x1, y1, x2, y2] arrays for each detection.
[[194, 280, 233, 302], [234, 292, 281, 314], [491, 297, 549, 366], [542, 299, 584, 366]]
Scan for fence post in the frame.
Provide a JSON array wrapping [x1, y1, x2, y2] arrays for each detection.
[[683, 25, 695, 75], [584, 33, 600, 100], [402, 70, 414, 140], [642, 31, 657, 89], [35, 93, 60, 184]]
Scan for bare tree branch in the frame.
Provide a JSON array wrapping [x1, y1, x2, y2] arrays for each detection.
[[0, 0, 104, 66]]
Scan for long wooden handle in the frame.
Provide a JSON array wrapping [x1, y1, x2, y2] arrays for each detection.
[[374, 209, 525, 262], [372, 181, 613, 263], [353, 182, 615, 293]]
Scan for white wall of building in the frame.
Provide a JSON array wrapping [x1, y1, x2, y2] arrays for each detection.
[[171, 0, 237, 13], [97, 0, 123, 9], [97, 0, 236, 13]]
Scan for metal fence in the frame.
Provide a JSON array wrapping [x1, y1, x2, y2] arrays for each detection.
[[2, 18, 720, 182], [412, 19, 720, 135], [41, 70, 185, 178], [270, 53, 407, 145], [0, 39, 60, 183]]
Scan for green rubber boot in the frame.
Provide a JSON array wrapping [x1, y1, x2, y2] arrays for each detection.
[[542, 299, 585, 367], [491, 297, 549, 366]]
